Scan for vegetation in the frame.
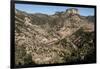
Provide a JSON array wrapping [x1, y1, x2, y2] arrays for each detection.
[[15, 8, 96, 66]]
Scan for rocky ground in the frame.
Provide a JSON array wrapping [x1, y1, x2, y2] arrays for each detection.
[[15, 8, 96, 66]]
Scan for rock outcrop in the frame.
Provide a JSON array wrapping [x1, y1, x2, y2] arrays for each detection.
[[66, 8, 79, 15]]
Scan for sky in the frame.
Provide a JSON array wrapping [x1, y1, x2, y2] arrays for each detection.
[[15, 3, 95, 16]]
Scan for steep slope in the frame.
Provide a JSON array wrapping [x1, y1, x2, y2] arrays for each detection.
[[15, 8, 95, 65]]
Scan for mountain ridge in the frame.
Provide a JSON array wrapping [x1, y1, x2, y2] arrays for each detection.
[[15, 8, 95, 65]]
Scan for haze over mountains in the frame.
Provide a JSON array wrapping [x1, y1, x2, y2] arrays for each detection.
[[15, 8, 95, 65]]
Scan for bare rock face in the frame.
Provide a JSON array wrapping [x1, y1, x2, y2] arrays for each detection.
[[66, 8, 79, 15], [15, 8, 95, 65]]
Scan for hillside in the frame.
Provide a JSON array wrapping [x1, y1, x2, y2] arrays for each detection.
[[15, 8, 95, 65]]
